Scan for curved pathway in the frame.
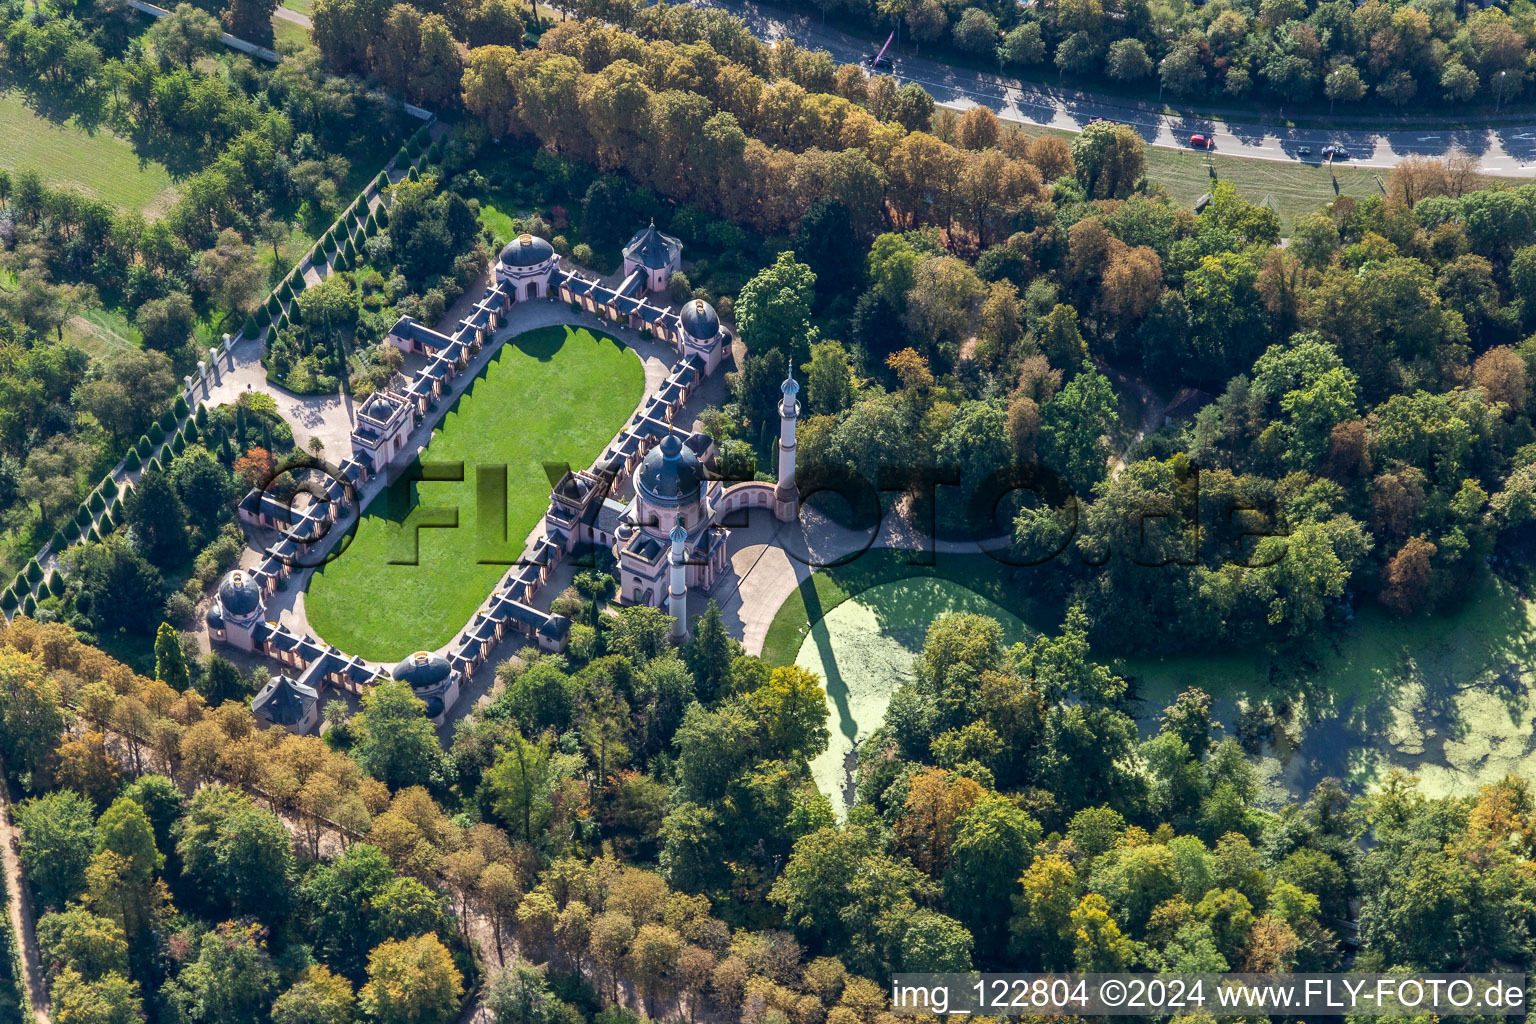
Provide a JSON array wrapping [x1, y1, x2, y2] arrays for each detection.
[[694, 0, 1536, 174]]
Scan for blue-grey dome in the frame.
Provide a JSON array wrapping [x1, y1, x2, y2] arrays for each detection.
[[679, 299, 719, 341], [638, 433, 703, 506], [218, 571, 261, 618], [393, 650, 452, 689], [499, 234, 554, 268]]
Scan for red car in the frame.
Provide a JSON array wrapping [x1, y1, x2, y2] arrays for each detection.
[[1189, 133, 1212, 149]]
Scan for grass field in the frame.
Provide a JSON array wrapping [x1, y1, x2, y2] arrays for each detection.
[[1142, 146, 1386, 233], [304, 325, 645, 662], [271, 13, 313, 51], [796, 576, 1034, 816], [1007, 120, 1388, 233], [772, 550, 1536, 809], [0, 89, 179, 216]]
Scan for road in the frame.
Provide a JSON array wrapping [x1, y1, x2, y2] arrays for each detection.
[[692, 0, 1536, 176]]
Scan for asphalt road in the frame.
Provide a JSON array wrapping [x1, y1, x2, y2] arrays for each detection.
[[693, 0, 1536, 176]]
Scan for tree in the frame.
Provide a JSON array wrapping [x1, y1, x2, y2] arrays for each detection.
[[154, 623, 190, 692], [735, 252, 816, 359], [747, 666, 830, 763], [170, 445, 233, 535], [61, 538, 163, 636], [951, 7, 998, 55], [1380, 535, 1437, 614], [353, 679, 446, 789], [684, 601, 738, 703], [169, 922, 277, 1024], [135, 292, 197, 354], [123, 471, 188, 568], [1072, 122, 1145, 200], [174, 785, 293, 920], [49, 968, 142, 1024], [15, 790, 96, 908], [944, 795, 1040, 963], [1039, 362, 1117, 493], [271, 966, 355, 1024], [37, 908, 128, 983], [0, 649, 66, 790], [1002, 22, 1045, 66], [198, 654, 247, 706], [195, 228, 265, 314], [606, 607, 672, 666], [484, 961, 559, 1024], [794, 199, 863, 302], [803, 339, 854, 416], [485, 733, 557, 846], [359, 934, 464, 1024], [892, 82, 936, 133], [143, 2, 221, 64], [1106, 38, 1153, 80], [234, 446, 277, 488]]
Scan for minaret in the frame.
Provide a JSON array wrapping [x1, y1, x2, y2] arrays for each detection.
[[774, 366, 799, 522], [668, 522, 688, 640]]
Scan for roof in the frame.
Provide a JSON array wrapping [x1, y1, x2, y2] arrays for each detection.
[[393, 650, 452, 689], [499, 234, 555, 268], [252, 675, 317, 727], [637, 433, 704, 506], [389, 315, 457, 351], [680, 298, 720, 341], [218, 571, 262, 618], [623, 221, 682, 271]]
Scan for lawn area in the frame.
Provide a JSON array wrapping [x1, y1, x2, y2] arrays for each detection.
[[1008, 120, 1386, 234], [1141, 145, 1386, 233], [271, 13, 313, 51], [280, 0, 312, 14], [0, 88, 180, 216], [795, 576, 1033, 817], [63, 307, 144, 364], [304, 324, 645, 662]]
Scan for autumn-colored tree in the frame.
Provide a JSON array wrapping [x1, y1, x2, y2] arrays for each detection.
[[1380, 535, 1437, 615], [359, 934, 464, 1024], [234, 447, 276, 488], [894, 768, 985, 876]]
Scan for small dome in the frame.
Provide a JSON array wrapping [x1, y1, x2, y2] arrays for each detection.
[[205, 607, 224, 629], [218, 571, 261, 618], [781, 373, 800, 398], [637, 433, 703, 505], [679, 299, 719, 341], [393, 650, 452, 690], [670, 523, 688, 546], [499, 234, 554, 268]]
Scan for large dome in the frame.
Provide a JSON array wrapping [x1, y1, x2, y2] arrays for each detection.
[[679, 298, 719, 341], [499, 234, 554, 268], [393, 650, 452, 689], [218, 571, 261, 618], [637, 433, 703, 505]]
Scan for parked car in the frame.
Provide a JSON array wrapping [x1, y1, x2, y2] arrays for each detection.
[[862, 53, 893, 70], [1296, 146, 1312, 156], [1322, 145, 1351, 159], [1189, 133, 1211, 149]]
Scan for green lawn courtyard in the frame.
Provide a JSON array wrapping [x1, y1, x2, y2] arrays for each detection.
[[304, 324, 645, 662]]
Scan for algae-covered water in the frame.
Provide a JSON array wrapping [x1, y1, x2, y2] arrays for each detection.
[[793, 573, 1536, 814], [794, 577, 1034, 817]]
